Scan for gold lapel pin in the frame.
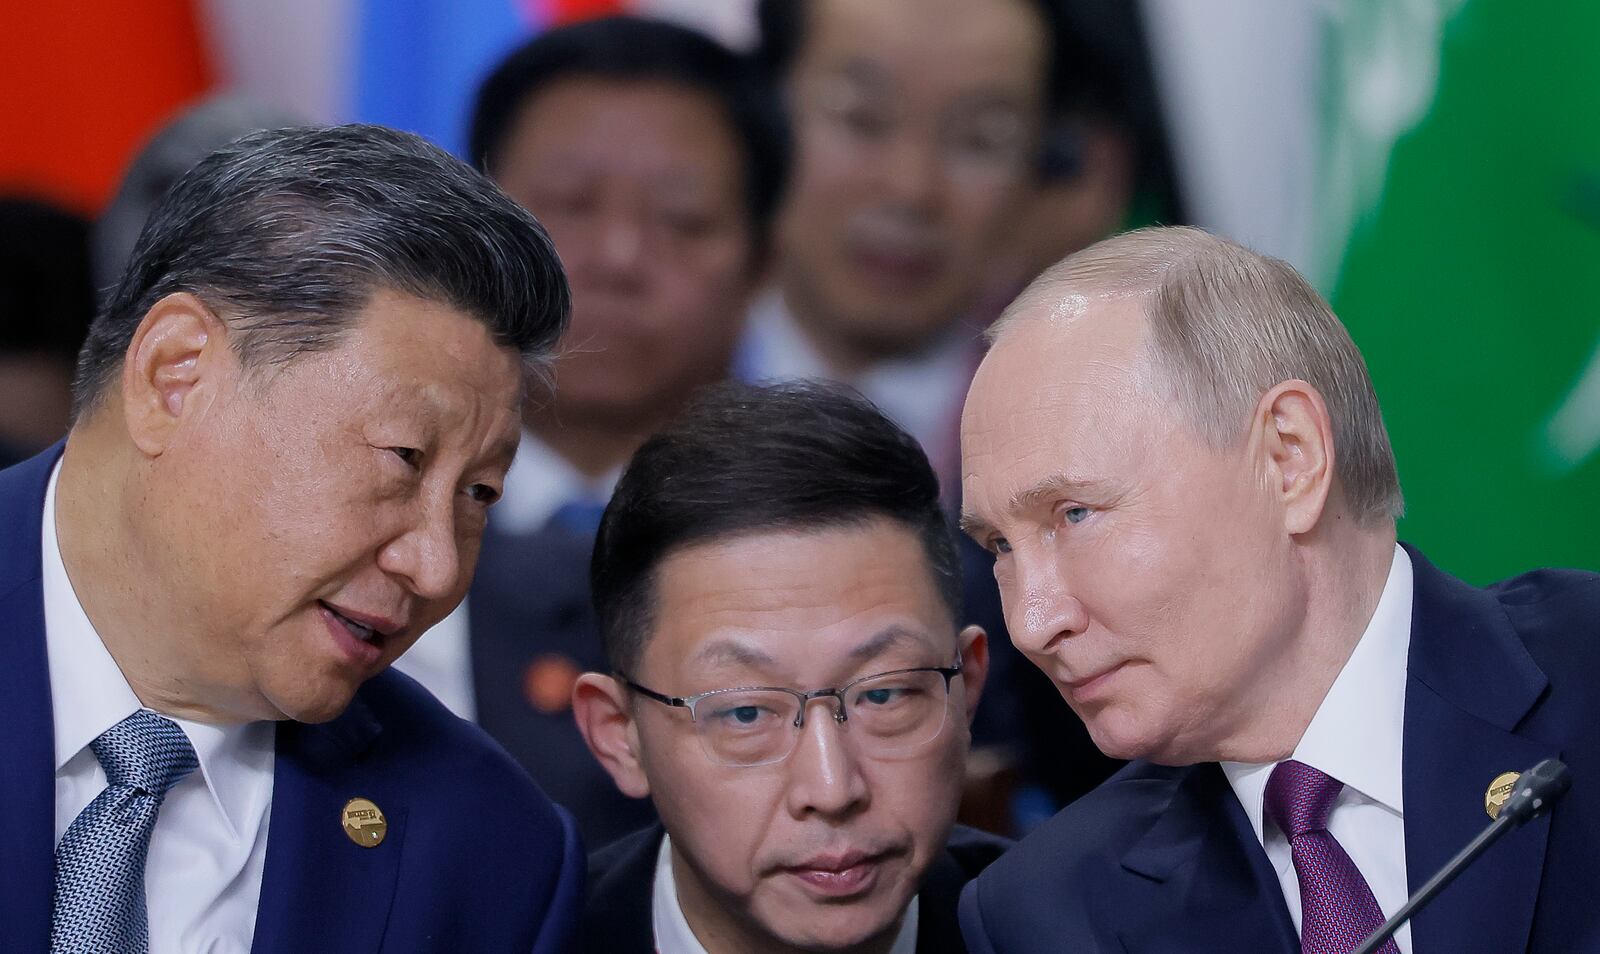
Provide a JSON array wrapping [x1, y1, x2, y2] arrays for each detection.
[[1485, 771, 1521, 820], [342, 796, 388, 848]]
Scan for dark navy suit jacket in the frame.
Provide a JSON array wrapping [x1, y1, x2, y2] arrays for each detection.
[[585, 823, 1011, 953], [958, 546, 1600, 953], [0, 447, 585, 953], [467, 517, 657, 848]]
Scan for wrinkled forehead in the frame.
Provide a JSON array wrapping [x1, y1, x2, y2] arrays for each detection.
[[971, 293, 1153, 419], [640, 525, 958, 684]]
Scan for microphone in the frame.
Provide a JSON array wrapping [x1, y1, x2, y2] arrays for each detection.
[[1352, 758, 1571, 954]]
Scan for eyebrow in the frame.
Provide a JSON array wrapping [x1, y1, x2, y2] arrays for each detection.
[[691, 639, 777, 670], [848, 624, 939, 663], [960, 472, 1112, 540]]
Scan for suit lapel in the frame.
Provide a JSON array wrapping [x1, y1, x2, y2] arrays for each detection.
[[251, 697, 407, 954], [1401, 547, 1553, 954], [1116, 765, 1299, 954], [0, 447, 66, 953]]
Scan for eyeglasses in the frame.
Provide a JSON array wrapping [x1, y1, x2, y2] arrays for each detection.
[[620, 660, 963, 768]]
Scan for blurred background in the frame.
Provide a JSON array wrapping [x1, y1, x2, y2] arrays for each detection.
[[4, 0, 1595, 835]]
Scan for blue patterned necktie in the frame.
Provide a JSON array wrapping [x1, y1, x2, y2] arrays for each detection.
[[51, 709, 199, 954]]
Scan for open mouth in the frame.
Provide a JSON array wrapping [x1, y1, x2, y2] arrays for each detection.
[[323, 603, 381, 643]]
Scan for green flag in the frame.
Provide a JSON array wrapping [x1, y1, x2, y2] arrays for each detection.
[[1323, 0, 1600, 581]]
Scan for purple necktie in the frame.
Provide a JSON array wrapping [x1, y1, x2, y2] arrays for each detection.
[[1264, 760, 1400, 954]]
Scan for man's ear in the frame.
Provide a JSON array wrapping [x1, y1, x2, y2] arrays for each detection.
[[1254, 379, 1336, 535], [572, 673, 651, 799], [121, 292, 233, 457], [956, 625, 990, 724]]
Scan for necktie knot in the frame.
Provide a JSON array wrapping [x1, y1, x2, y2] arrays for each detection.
[[1264, 758, 1344, 839], [90, 710, 198, 797]]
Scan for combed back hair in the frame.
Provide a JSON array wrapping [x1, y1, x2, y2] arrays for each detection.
[[74, 123, 571, 418], [998, 225, 1404, 522], [469, 16, 790, 237], [592, 380, 962, 676]]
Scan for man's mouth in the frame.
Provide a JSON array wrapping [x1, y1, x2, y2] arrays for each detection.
[[781, 849, 896, 900], [318, 601, 400, 657]]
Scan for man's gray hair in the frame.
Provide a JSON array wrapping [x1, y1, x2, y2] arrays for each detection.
[[997, 225, 1403, 522]]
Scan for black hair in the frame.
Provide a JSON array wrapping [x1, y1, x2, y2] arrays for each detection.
[[73, 123, 570, 417], [592, 380, 962, 675], [469, 16, 790, 235], [0, 198, 94, 360]]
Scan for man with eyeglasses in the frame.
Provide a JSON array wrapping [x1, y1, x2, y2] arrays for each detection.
[[742, 0, 1119, 828], [572, 380, 1005, 953]]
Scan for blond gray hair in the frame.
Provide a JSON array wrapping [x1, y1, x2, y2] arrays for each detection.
[[996, 226, 1403, 522]]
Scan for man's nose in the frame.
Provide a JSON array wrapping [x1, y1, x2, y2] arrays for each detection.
[[1003, 549, 1088, 659], [783, 698, 870, 820], [377, 492, 462, 602], [875, 130, 943, 212], [593, 211, 647, 280]]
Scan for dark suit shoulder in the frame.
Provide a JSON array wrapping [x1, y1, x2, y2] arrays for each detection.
[[349, 668, 575, 847], [940, 824, 1011, 880], [979, 761, 1183, 889], [582, 825, 661, 952], [1486, 564, 1600, 610]]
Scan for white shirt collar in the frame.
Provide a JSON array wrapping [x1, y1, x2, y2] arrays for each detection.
[[651, 833, 919, 954], [736, 288, 979, 460], [493, 427, 619, 536], [1223, 544, 1413, 839], [42, 459, 274, 841]]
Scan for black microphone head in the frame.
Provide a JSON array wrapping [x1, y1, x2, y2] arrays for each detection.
[[1497, 759, 1571, 827]]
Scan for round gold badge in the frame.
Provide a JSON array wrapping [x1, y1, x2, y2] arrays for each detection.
[[342, 797, 388, 847], [1485, 771, 1521, 820]]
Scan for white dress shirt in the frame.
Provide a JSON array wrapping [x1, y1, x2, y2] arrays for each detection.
[[44, 461, 275, 954], [1222, 545, 1414, 953], [652, 834, 919, 954], [394, 429, 619, 720]]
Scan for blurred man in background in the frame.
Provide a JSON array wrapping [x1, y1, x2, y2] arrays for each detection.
[[392, 16, 788, 847], [575, 381, 1005, 953], [745, 0, 1128, 829]]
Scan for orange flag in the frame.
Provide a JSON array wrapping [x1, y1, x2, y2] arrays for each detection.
[[0, 0, 214, 215]]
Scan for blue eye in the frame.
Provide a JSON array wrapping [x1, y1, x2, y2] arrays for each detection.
[[730, 706, 761, 724], [993, 537, 1012, 554], [1063, 506, 1090, 525], [861, 688, 897, 706]]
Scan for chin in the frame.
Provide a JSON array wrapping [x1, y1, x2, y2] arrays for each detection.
[[768, 913, 899, 953], [1083, 711, 1164, 764], [268, 682, 361, 724]]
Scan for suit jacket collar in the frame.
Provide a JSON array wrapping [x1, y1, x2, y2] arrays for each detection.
[[249, 691, 405, 954], [1113, 544, 1555, 953], [1400, 543, 1552, 954], [0, 446, 63, 954], [1117, 764, 1299, 953]]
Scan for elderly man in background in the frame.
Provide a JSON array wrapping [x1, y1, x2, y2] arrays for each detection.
[[392, 16, 788, 848], [574, 381, 1007, 953], [957, 226, 1600, 952], [0, 124, 582, 953]]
